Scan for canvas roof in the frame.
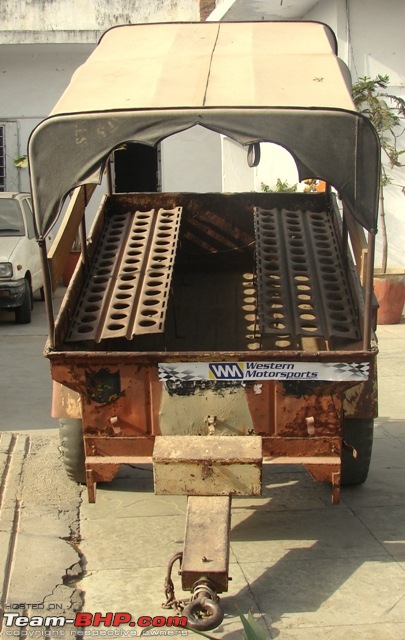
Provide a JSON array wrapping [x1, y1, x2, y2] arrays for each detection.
[[28, 21, 380, 237]]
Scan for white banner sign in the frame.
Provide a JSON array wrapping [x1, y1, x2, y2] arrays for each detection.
[[158, 361, 370, 383]]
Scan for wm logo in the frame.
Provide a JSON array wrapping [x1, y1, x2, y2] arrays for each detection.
[[208, 363, 244, 380]]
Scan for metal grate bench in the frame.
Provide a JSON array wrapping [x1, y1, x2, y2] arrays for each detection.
[[254, 207, 360, 343], [66, 206, 182, 342]]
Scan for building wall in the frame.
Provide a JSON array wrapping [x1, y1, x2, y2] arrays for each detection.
[[161, 127, 223, 192], [0, 0, 202, 192], [161, 128, 255, 193], [221, 137, 255, 192], [305, 0, 405, 269], [1, 0, 404, 268], [0, 44, 94, 191], [348, 0, 405, 270], [0, 0, 200, 44]]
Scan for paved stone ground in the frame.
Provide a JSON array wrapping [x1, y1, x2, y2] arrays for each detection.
[[0, 431, 83, 638], [1, 292, 405, 639], [76, 323, 405, 639]]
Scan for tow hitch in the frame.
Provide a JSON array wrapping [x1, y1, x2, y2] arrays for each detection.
[[155, 437, 262, 631]]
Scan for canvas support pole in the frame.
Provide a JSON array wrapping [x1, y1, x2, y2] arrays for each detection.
[[363, 231, 376, 350], [39, 238, 55, 348]]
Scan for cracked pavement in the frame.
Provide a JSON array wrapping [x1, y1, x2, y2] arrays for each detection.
[[0, 430, 83, 637], [0, 293, 84, 637]]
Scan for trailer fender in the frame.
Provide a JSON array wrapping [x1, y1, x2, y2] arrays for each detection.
[[51, 381, 82, 419]]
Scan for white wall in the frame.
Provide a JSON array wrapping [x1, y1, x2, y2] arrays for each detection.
[[0, 44, 94, 191], [305, 0, 405, 270], [162, 129, 255, 193], [2, 0, 405, 269], [0, 0, 199, 188], [161, 127, 223, 192], [304, 1, 340, 50], [0, 0, 200, 43], [221, 137, 254, 192], [346, 0, 405, 269]]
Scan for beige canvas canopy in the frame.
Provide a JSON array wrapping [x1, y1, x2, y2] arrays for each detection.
[[29, 21, 380, 238]]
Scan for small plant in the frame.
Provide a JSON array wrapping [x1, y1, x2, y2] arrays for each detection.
[[352, 74, 405, 272], [13, 155, 28, 169], [261, 178, 297, 193]]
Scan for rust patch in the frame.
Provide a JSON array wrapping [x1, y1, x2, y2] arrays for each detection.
[[85, 368, 123, 404]]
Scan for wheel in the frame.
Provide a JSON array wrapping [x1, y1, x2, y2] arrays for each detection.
[[59, 417, 86, 484], [341, 418, 374, 486], [15, 279, 32, 324]]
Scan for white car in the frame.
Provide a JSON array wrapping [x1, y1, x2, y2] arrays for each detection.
[[0, 192, 43, 323]]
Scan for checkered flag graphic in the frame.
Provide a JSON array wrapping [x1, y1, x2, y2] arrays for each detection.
[[323, 362, 370, 380], [158, 365, 200, 383]]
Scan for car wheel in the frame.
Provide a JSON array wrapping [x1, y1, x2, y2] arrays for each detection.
[[341, 418, 374, 486], [59, 417, 86, 484], [15, 279, 32, 324]]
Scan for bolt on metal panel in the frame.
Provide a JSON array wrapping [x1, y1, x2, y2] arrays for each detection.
[[181, 496, 231, 593], [254, 207, 360, 341], [66, 206, 182, 342], [153, 435, 262, 496]]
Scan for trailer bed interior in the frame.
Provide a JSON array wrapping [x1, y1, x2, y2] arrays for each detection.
[[57, 192, 363, 354]]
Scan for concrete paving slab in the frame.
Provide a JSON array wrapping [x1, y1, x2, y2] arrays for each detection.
[[0, 431, 82, 637], [0, 288, 64, 432], [355, 505, 405, 564], [271, 622, 405, 640], [340, 436, 405, 508], [380, 418, 405, 439], [81, 513, 186, 571], [0, 336, 55, 431], [7, 533, 80, 603], [375, 324, 405, 420], [16, 504, 74, 538], [79, 562, 257, 615], [379, 384, 405, 418], [235, 468, 333, 511], [79, 564, 267, 638], [85, 471, 187, 520], [242, 556, 405, 627], [230, 503, 387, 562], [369, 425, 405, 465], [0, 432, 28, 507]]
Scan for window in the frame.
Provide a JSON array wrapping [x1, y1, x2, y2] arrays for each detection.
[[22, 198, 35, 238], [114, 143, 159, 192], [0, 198, 24, 236]]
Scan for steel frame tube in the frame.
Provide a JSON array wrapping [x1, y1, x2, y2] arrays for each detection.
[[363, 231, 376, 350]]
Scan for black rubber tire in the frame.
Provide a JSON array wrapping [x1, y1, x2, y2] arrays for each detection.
[[59, 417, 86, 484], [341, 418, 374, 486], [15, 279, 32, 324]]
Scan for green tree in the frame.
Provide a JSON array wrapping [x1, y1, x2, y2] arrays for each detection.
[[352, 74, 405, 272]]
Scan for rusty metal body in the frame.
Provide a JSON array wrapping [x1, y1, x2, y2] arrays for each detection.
[[29, 21, 381, 631], [49, 191, 377, 504], [47, 191, 377, 626]]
